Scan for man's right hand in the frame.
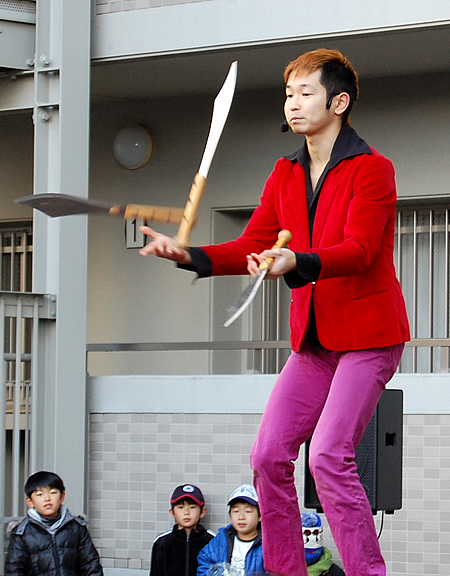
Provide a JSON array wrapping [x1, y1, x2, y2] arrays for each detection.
[[139, 226, 193, 265]]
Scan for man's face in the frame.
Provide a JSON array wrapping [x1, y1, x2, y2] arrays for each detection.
[[170, 499, 205, 531], [26, 487, 65, 518], [284, 70, 335, 137]]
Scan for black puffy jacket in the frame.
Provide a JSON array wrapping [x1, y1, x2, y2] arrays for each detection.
[[5, 509, 103, 576]]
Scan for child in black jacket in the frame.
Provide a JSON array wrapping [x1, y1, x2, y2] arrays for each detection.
[[5, 471, 103, 576], [150, 484, 215, 576]]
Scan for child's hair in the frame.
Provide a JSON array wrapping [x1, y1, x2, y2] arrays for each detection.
[[228, 498, 260, 515], [24, 471, 65, 498], [170, 496, 202, 511]]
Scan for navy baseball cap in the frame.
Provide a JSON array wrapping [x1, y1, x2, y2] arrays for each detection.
[[170, 484, 205, 507]]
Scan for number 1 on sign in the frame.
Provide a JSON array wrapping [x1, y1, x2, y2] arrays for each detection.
[[125, 217, 146, 249]]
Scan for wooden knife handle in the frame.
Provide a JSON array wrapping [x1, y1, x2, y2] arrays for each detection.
[[259, 230, 293, 271], [119, 204, 184, 225], [172, 173, 207, 249]]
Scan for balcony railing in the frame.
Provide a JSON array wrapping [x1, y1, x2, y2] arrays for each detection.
[[86, 338, 450, 374], [0, 292, 56, 572]]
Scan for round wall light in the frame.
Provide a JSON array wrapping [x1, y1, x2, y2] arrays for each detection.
[[113, 125, 152, 170]]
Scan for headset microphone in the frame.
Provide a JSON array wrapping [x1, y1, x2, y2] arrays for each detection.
[[326, 93, 340, 109], [280, 121, 289, 133]]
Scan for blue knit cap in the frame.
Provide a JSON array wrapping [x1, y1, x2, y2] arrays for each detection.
[[301, 512, 324, 565]]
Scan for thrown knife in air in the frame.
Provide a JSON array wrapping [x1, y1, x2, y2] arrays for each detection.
[[172, 60, 237, 248], [14, 193, 184, 224], [14, 61, 239, 248]]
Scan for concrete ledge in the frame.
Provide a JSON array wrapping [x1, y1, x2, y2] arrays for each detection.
[[392, 373, 450, 414], [87, 373, 450, 415], [87, 373, 276, 413]]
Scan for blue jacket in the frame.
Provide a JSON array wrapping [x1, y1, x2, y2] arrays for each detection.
[[196, 524, 269, 576]]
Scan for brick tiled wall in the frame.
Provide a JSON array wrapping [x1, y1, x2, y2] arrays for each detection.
[[88, 412, 450, 575]]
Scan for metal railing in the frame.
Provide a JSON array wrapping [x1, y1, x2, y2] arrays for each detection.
[[0, 292, 56, 570], [396, 203, 450, 372], [86, 338, 450, 373]]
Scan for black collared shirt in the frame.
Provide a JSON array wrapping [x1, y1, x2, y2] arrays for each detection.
[[284, 123, 372, 242], [283, 124, 372, 348], [282, 124, 371, 291]]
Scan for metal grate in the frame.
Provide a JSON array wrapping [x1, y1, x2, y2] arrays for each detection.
[[0, 292, 57, 575], [0, 224, 33, 293], [0, 222, 33, 575], [395, 205, 450, 372]]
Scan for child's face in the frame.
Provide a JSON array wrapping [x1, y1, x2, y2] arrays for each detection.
[[170, 499, 206, 531], [229, 501, 261, 540], [26, 486, 65, 518]]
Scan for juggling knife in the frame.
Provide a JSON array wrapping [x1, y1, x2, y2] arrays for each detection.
[[14, 193, 184, 224], [172, 61, 238, 248], [223, 230, 293, 327], [14, 61, 238, 239]]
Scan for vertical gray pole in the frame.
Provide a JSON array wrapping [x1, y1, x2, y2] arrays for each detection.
[[0, 299, 5, 566], [32, 0, 91, 513]]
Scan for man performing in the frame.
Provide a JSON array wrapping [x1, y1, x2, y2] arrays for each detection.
[[139, 49, 410, 576]]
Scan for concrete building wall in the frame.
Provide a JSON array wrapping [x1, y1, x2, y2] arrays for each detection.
[[92, 0, 450, 61], [0, 112, 34, 219]]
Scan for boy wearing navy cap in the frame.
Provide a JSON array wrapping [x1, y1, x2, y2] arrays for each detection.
[[150, 484, 215, 576], [197, 484, 270, 576]]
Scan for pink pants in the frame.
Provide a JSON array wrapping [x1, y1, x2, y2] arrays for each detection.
[[250, 342, 404, 576]]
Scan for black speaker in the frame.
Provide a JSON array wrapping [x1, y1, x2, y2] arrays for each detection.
[[304, 388, 403, 514]]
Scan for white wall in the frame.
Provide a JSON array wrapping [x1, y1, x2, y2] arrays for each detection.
[[86, 372, 450, 576], [354, 73, 450, 199]]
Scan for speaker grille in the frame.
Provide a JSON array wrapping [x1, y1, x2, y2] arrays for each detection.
[[304, 389, 403, 514], [354, 417, 377, 507]]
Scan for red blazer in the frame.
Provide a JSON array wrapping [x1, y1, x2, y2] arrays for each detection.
[[201, 147, 410, 352]]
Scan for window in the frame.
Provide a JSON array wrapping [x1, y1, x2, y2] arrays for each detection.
[[1, 220, 33, 517], [210, 208, 290, 374], [0, 221, 33, 292], [395, 201, 450, 373], [211, 202, 450, 375]]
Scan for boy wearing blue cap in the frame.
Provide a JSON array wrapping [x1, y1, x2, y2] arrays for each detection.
[[302, 513, 344, 576], [150, 484, 215, 576], [197, 484, 270, 576]]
